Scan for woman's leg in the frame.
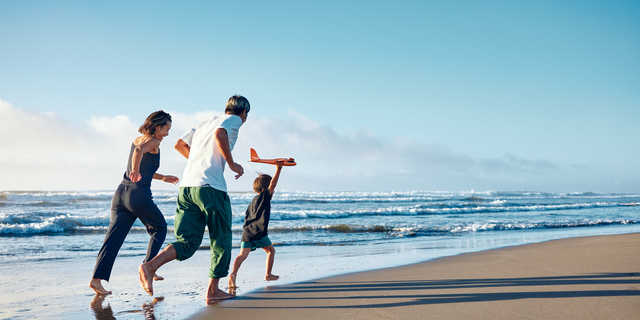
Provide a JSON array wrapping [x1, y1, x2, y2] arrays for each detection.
[[90, 205, 137, 294], [135, 200, 168, 264]]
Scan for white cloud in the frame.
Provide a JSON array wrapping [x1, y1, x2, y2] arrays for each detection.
[[0, 98, 589, 192]]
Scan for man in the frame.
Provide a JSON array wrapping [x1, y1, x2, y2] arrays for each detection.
[[139, 95, 249, 301]]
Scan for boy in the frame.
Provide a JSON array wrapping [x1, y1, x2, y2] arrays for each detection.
[[229, 161, 284, 288]]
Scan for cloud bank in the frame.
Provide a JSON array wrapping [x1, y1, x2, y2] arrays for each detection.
[[0, 98, 598, 192]]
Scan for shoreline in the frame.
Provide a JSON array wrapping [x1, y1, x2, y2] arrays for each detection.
[[1, 229, 639, 319], [188, 232, 640, 320]]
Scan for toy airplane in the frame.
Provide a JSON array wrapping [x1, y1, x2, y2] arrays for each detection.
[[250, 148, 296, 166]]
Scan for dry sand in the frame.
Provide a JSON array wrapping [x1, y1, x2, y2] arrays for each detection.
[[188, 233, 640, 320]]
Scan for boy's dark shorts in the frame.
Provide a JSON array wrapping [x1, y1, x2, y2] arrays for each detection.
[[241, 236, 272, 251]]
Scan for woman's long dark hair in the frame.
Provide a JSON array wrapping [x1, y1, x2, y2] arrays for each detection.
[[138, 110, 171, 135]]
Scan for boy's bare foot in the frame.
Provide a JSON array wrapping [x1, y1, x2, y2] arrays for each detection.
[[228, 273, 237, 288], [265, 274, 279, 281], [89, 278, 112, 295], [153, 274, 164, 281], [206, 290, 236, 301], [139, 264, 154, 295]]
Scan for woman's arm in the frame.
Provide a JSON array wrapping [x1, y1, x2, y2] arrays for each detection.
[[130, 138, 161, 182], [153, 173, 179, 184]]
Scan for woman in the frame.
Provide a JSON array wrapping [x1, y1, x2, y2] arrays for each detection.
[[90, 110, 179, 295]]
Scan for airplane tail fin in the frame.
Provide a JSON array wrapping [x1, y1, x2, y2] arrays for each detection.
[[250, 148, 259, 161]]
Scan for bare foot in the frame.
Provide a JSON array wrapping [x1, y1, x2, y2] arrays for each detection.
[[228, 273, 237, 288], [139, 264, 154, 295], [206, 289, 236, 301], [265, 274, 279, 282], [153, 274, 164, 281], [89, 278, 112, 295]]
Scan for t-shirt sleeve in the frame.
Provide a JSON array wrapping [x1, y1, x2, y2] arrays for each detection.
[[179, 128, 196, 146], [218, 116, 242, 135]]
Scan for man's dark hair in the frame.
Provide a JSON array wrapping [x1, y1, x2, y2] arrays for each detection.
[[225, 95, 250, 115]]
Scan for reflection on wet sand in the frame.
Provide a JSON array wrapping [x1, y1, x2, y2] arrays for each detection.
[[91, 294, 164, 320]]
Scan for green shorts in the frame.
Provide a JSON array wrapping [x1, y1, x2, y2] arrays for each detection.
[[172, 186, 232, 279], [241, 236, 272, 251]]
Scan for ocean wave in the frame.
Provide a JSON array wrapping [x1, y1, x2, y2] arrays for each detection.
[[267, 201, 638, 220], [243, 220, 640, 236]]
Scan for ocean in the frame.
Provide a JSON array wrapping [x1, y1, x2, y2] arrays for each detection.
[[1, 190, 639, 319]]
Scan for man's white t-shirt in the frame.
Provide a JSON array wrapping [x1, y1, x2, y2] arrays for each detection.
[[179, 114, 243, 192]]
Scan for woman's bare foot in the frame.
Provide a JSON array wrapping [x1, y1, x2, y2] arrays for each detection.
[[265, 274, 279, 282], [228, 273, 237, 288], [138, 264, 154, 295], [153, 274, 164, 281], [89, 278, 112, 295]]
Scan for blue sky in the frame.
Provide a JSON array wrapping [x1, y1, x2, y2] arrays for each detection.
[[1, 0, 638, 192]]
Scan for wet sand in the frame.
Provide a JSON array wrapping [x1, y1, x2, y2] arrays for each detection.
[[189, 233, 640, 320]]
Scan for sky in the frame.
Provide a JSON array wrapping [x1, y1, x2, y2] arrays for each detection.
[[1, 0, 638, 192]]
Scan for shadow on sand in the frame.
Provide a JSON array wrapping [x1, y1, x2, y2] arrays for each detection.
[[230, 272, 640, 309]]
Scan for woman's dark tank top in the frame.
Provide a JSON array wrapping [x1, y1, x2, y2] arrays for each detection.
[[122, 143, 160, 185]]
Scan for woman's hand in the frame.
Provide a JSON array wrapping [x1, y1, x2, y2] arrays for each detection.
[[130, 171, 142, 182], [162, 175, 179, 185]]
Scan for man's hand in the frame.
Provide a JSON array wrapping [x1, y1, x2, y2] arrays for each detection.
[[229, 162, 244, 180]]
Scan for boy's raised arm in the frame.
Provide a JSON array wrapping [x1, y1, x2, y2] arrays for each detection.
[[268, 161, 284, 195]]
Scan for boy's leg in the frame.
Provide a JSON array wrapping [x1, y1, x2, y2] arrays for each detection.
[[229, 247, 252, 288], [262, 245, 279, 281]]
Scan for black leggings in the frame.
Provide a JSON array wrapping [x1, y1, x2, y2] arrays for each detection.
[[92, 182, 167, 281]]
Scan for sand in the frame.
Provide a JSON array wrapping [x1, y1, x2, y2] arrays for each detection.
[[188, 233, 640, 320]]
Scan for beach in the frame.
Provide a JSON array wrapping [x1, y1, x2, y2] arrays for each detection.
[[190, 233, 640, 320], [1, 190, 639, 319]]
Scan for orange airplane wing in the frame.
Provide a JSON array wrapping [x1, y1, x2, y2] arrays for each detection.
[[250, 148, 296, 166]]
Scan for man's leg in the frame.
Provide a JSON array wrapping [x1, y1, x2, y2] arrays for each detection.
[[139, 187, 206, 295], [139, 245, 177, 295], [199, 188, 234, 300]]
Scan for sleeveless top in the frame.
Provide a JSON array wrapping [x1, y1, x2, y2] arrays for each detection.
[[122, 143, 160, 186]]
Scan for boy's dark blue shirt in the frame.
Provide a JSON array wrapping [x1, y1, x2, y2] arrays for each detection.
[[241, 189, 272, 242]]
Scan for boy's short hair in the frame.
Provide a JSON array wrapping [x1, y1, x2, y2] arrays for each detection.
[[253, 174, 272, 193], [225, 95, 250, 115]]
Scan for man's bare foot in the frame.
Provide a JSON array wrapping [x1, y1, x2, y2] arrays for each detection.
[[228, 273, 237, 288], [265, 274, 279, 281], [206, 290, 236, 301], [89, 278, 112, 295], [139, 264, 154, 295], [153, 274, 164, 281]]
